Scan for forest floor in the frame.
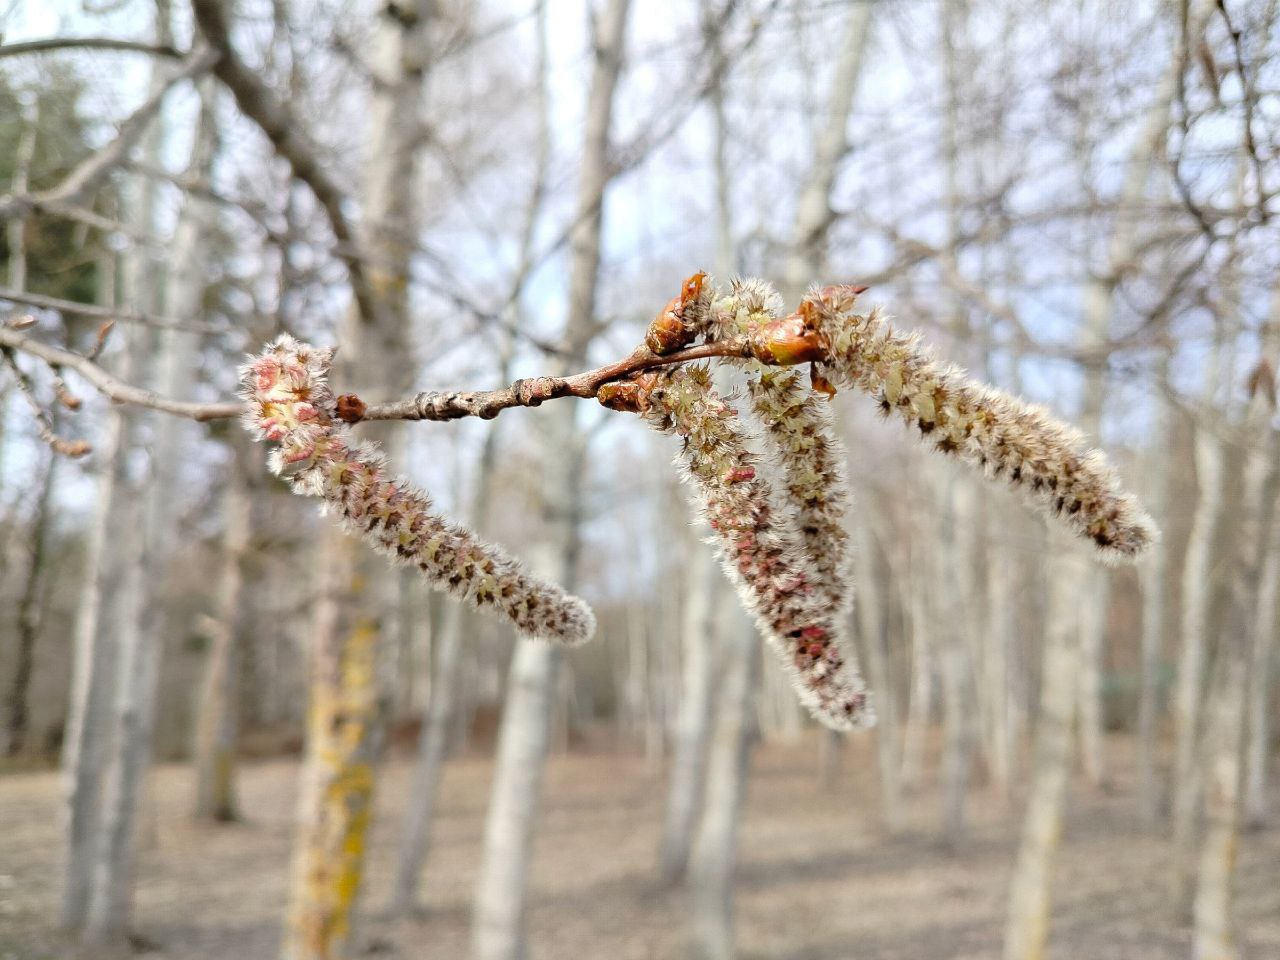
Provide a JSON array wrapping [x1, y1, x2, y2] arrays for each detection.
[[1, 731, 1278, 960]]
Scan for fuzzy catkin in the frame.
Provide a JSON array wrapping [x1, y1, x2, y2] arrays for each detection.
[[694, 276, 855, 612], [643, 366, 871, 730], [806, 285, 1157, 562], [242, 335, 596, 645]]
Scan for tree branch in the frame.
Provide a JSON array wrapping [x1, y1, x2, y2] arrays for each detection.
[[0, 47, 216, 221], [190, 0, 381, 328], [0, 325, 755, 425], [0, 37, 184, 60], [0, 286, 227, 334]]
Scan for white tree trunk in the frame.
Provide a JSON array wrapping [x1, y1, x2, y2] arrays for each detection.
[[1192, 649, 1247, 960], [660, 547, 721, 882], [59, 249, 123, 932], [1003, 538, 1087, 960], [193, 448, 251, 821], [472, 3, 629, 957], [688, 603, 760, 960], [1170, 414, 1228, 914], [1137, 375, 1175, 825]]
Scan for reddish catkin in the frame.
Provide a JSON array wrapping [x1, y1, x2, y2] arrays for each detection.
[[241, 335, 596, 645], [802, 285, 1157, 562], [640, 366, 871, 730]]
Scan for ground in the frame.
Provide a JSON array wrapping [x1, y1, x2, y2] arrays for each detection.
[[1, 733, 1277, 959]]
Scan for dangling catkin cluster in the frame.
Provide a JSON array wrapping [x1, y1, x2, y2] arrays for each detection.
[[697, 277, 854, 613], [639, 366, 871, 730], [242, 335, 596, 645], [800, 285, 1157, 562]]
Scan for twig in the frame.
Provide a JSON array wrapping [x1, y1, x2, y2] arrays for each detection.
[[0, 325, 754, 425], [0, 327, 241, 422], [0, 286, 227, 334], [191, 0, 381, 329], [0, 47, 216, 221], [0, 347, 90, 456], [0, 37, 184, 60]]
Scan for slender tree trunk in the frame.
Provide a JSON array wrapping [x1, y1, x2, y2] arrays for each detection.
[[1003, 538, 1087, 960], [1137, 370, 1175, 825], [1192, 647, 1247, 960], [193, 448, 251, 821], [472, 4, 629, 957], [1243, 519, 1278, 828], [59, 248, 122, 933], [1170, 411, 1228, 915], [659, 547, 721, 882], [282, 4, 428, 955], [3, 421, 56, 757], [688, 603, 760, 960], [1243, 313, 1280, 829]]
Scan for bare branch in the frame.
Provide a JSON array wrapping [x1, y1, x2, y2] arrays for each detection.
[[0, 347, 90, 456], [190, 0, 381, 328], [0, 286, 227, 334], [0, 327, 241, 422], [0, 37, 184, 60], [0, 47, 216, 221]]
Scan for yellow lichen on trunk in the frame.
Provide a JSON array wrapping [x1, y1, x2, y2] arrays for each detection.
[[286, 616, 380, 960]]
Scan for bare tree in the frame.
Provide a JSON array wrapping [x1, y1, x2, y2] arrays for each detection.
[[472, 3, 631, 958]]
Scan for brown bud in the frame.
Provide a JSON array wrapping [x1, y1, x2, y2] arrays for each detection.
[[680, 271, 707, 307], [598, 374, 659, 413], [335, 393, 366, 423], [810, 365, 837, 398], [645, 296, 692, 355], [52, 438, 91, 458], [751, 313, 827, 366]]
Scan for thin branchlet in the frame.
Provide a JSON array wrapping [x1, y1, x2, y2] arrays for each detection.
[[638, 366, 871, 731], [241, 335, 595, 645]]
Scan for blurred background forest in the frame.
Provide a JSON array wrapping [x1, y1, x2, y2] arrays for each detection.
[[0, 0, 1278, 958]]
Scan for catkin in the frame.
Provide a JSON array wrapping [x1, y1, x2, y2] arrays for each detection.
[[641, 366, 871, 730], [804, 285, 1157, 562], [242, 335, 596, 645]]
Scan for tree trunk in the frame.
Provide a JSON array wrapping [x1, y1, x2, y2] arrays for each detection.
[[1170, 411, 1228, 915], [471, 3, 629, 957], [688, 603, 760, 960], [1192, 648, 1247, 960], [193, 447, 251, 821], [59, 249, 123, 933], [282, 3, 429, 955], [3, 428, 56, 756], [83, 72, 213, 948], [1002, 538, 1087, 960], [659, 546, 721, 882], [1137, 370, 1175, 825]]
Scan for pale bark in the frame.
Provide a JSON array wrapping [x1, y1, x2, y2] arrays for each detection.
[[1243, 315, 1280, 829], [83, 67, 210, 949], [659, 547, 721, 883], [900, 543, 934, 789], [781, 0, 873, 299], [1192, 649, 1247, 960], [1073, 1, 1203, 789], [1170, 407, 1228, 914], [283, 0, 429, 952], [59, 249, 122, 932], [1002, 538, 1087, 960], [1137, 373, 1175, 825], [688, 602, 760, 960], [193, 449, 251, 822], [471, 4, 629, 957]]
